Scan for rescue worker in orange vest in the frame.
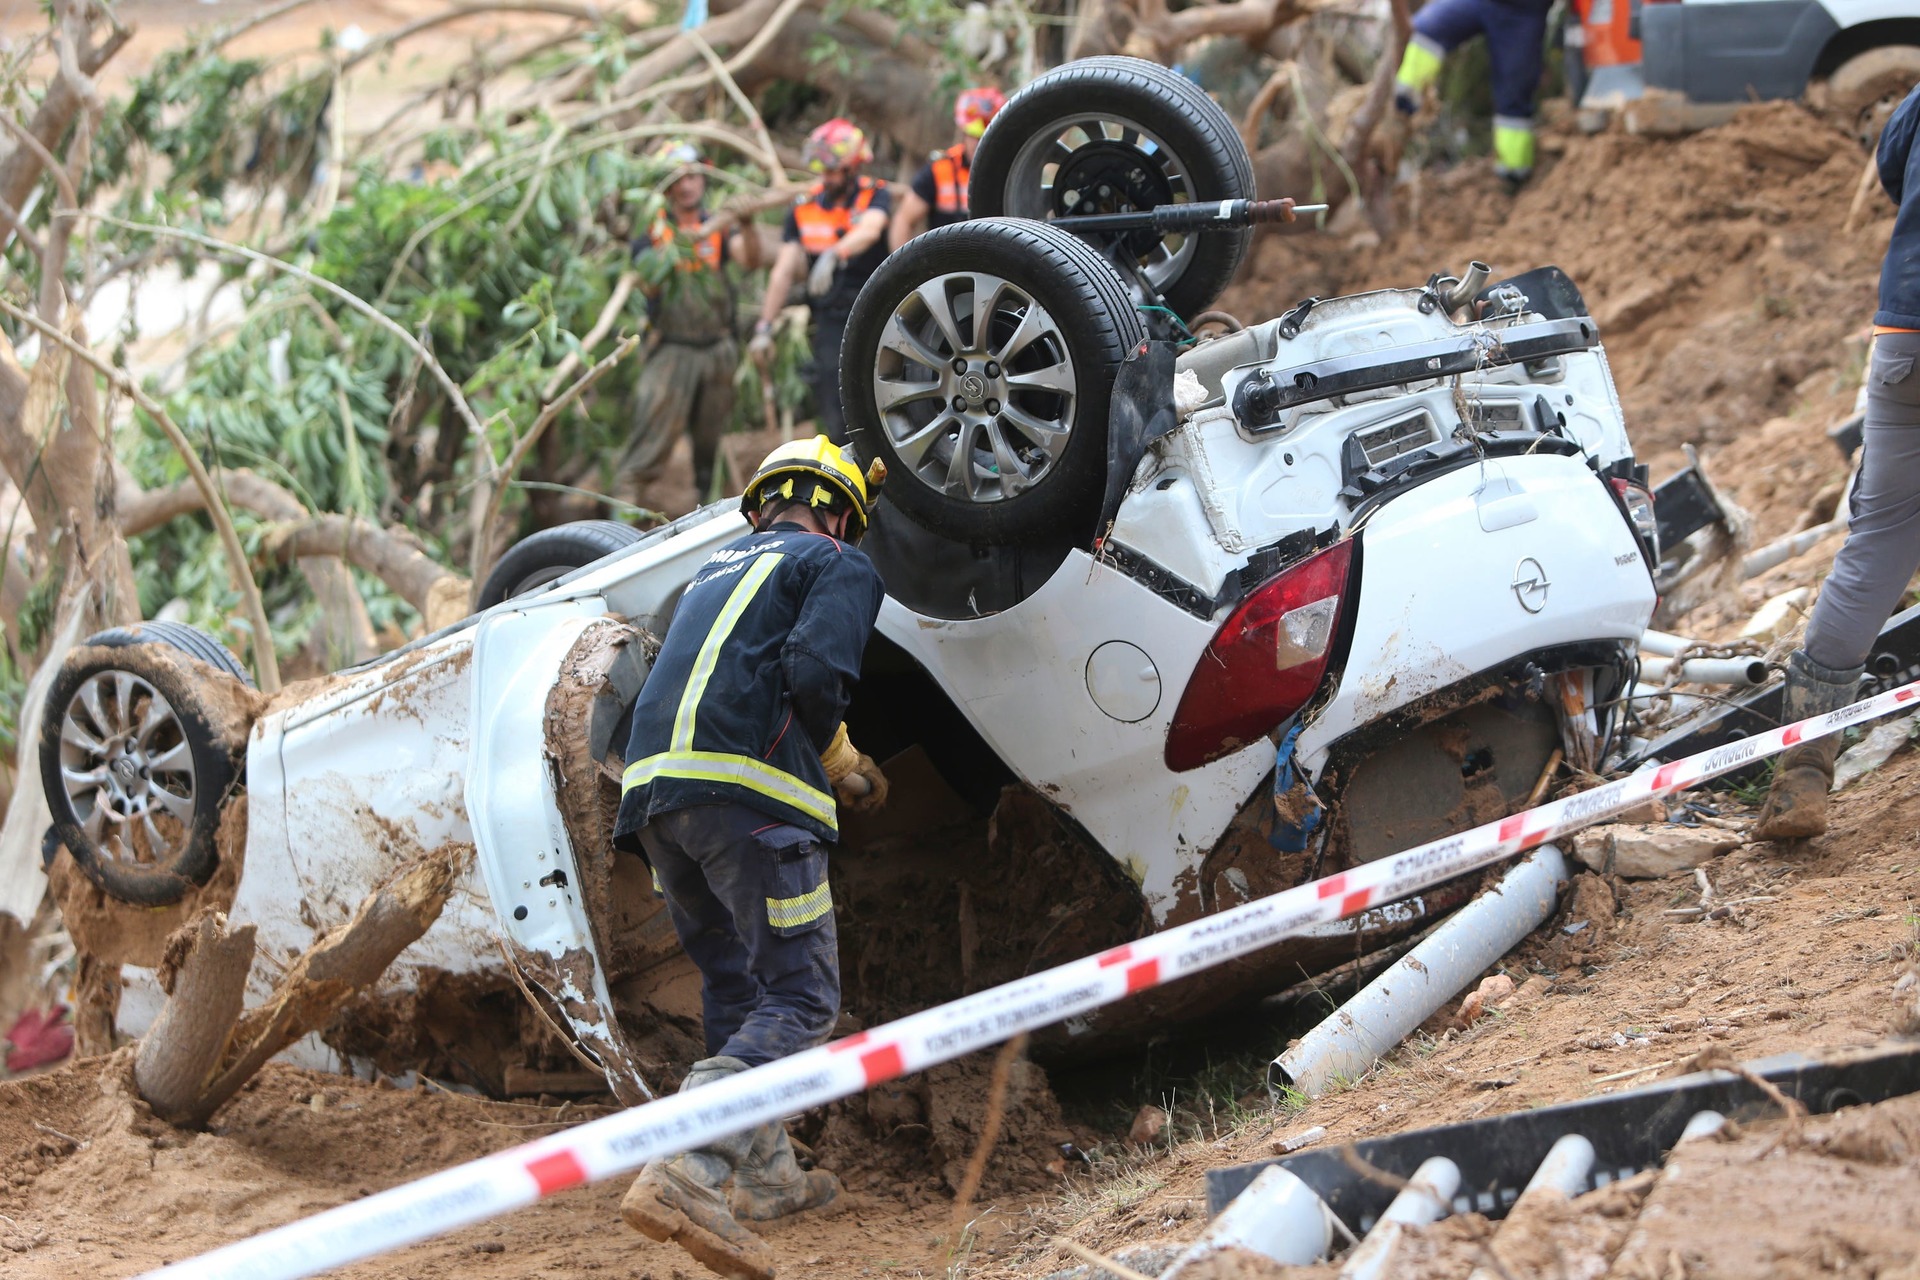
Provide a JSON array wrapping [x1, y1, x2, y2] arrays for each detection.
[[748, 120, 891, 443], [888, 86, 1005, 249], [616, 141, 763, 514]]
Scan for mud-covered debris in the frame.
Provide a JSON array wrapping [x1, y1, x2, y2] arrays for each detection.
[[1834, 713, 1920, 790], [1573, 824, 1742, 878], [1456, 973, 1515, 1028], [1128, 1103, 1169, 1146]]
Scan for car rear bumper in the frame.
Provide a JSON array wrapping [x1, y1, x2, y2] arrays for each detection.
[[1297, 452, 1657, 777]]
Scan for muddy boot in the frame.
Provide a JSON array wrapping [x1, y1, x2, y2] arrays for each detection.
[[1753, 651, 1863, 841], [728, 1121, 842, 1222], [621, 1057, 775, 1280]]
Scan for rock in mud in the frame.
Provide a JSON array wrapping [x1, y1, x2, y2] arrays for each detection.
[[1128, 1103, 1169, 1146], [1572, 824, 1742, 878]]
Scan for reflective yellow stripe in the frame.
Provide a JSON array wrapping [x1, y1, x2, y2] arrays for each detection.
[[1493, 123, 1535, 174], [623, 750, 839, 828], [1395, 36, 1444, 93], [672, 552, 785, 753], [766, 880, 833, 929]]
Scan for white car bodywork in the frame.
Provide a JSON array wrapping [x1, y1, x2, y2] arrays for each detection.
[[114, 280, 1658, 1097]]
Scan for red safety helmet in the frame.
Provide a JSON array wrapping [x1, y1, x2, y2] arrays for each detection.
[[954, 86, 1006, 138], [804, 119, 872, 173]]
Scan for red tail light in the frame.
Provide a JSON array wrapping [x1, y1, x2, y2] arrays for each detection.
[[1164, 539, 1355, 772]]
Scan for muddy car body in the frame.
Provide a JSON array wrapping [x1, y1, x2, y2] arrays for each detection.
[[45, 59, 1657, 1098]]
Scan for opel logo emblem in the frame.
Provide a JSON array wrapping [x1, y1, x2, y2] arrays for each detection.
[[960, 373, 987, 403], [112, 757, 141, 784], [1511, 557, 1550, 614]]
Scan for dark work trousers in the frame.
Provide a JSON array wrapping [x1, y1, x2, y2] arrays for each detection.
[[1806, 330, 1920, 671], [808, 311, 849, 444], [637, 803, 841, 1067]]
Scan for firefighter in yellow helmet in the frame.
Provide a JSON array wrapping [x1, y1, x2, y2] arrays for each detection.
[[616, 436, 888, 1279], [749, 120, 891, 443]]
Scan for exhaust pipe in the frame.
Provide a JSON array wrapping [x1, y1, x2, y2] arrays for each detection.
[[1638, 655, 1768, 687], [1439, 261, 1492, 313], [1271, 844, 1569, 1099]]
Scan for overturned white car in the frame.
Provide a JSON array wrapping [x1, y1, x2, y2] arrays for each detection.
[[41, 58, 1657, 1100]]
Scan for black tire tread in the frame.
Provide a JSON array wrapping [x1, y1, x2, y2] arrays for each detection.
[[970, 56, 1255, 316], [85, 620, 254, 687], [477, 519, 646, 610], [842, 217, 1146, 543]]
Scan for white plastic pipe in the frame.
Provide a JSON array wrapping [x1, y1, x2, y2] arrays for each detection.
[[1466, 1134, 1596, 1280], [1638, 630, 1699, 658], [1678, 1109, 1726, 1143], [1337, 1156, 1460, 1280], [1639, 655, 1768, 687], [1273, 844, 1569, 1098], [1162, 1165, 1335, 1275]]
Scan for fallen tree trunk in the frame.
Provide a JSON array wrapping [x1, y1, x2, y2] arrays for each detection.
[[132, 911, 257, 1123], [263, 514, 470, 632], [134, 844, 468, 1127], [119, 466, 379, 665]]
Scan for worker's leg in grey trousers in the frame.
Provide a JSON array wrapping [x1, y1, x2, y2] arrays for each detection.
[[1804, 330, 1920, 672]]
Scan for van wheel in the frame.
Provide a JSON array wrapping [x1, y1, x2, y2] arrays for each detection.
[[40, 625, 251, 906], [477, 520, 646, 610], [842, 218, 1145, 545], [968, 56, 1255, 319], [1827, 46, 1920, 148]]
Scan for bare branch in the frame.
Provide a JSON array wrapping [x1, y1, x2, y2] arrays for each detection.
[[83, 213, 488, 457], [540, 269, 637, 399], [263, 514, 465, 623], [342, 0, 647, 74], [473, 333, 639, 584], [0, 296, 283, 692]]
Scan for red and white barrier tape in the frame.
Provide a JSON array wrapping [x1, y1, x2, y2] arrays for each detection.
[[141, 678, 1920, 1280]]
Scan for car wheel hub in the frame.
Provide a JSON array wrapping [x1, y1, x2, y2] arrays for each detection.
[[872, 271, 1079, 504], [59, 670, 196, 864]]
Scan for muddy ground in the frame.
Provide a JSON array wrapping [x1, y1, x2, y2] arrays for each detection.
[[5, 81, 1920, 1280]]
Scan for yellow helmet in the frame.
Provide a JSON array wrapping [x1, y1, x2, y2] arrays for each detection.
[[740, 435, 885, 540]]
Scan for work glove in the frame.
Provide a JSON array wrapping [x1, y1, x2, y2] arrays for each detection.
[[820, 722, 888, 814], [806, 248, 841, 299], [748, 322, 775, 366]]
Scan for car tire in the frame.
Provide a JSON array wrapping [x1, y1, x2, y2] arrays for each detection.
[[477, 520, 646, 610], [841, 217, 1146, 545], [968, 55, 1255, 319], [40, 624, 250, 906], [1827, 45, 1920, 148]]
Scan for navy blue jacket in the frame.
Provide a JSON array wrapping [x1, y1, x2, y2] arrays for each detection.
[[1877, 85, 1920, 329], [615, 522, 885, 845]]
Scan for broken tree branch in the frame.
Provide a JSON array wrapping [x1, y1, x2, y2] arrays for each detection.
[[118, 466, 378, 664], [140, 845, 469, 1128], [133, 911, 258, 1126], [0, 295, 282, 692], [262, 514, 468, 629], [473, 332, 639, 585]]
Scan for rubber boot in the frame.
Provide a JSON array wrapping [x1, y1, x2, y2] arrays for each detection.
[[728, 1121, 842, 1222], [1753, 651, 1864, 841], [621, 1057, 777, 1280]]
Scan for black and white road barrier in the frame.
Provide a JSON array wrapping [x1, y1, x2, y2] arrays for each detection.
[[139, 679, 1920, 1280]]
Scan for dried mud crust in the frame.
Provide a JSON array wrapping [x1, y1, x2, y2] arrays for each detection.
[[803, 1047, 1081, 1207]]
